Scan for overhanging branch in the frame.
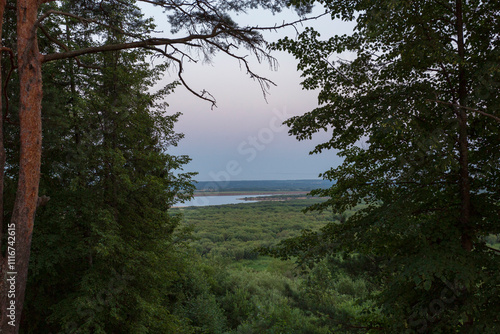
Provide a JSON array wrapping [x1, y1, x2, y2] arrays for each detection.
[[42, 28, 225, 63], [39, 6, 328, 106]]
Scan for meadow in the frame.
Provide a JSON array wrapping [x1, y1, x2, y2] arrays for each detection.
[[169, 191, 500, 333], [165, 198, 384, 333], [177, 199, 332, 262]]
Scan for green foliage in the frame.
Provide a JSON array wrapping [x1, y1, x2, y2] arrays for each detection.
[[272, 0, 500, 332], [173, 200, 384, 333], [177, 200, 332, 261], [215, 264, 330, 334], [22, 3, 195, 333], [167, 256, 229, 334], [291, 256, 386, 332]]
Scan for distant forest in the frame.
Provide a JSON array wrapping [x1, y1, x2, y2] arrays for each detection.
[[195, 179, 335, 192]]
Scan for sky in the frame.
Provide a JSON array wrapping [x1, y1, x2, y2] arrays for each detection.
[[140, 4, 355, 181]]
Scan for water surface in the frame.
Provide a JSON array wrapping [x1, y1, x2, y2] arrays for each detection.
[[175, 194, 273, 207]]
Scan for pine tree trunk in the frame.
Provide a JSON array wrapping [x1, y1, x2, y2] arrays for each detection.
[[1, 1, 43, 332]]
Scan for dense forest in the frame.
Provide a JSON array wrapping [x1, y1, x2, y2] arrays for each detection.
[[0, 0, 499, 333]]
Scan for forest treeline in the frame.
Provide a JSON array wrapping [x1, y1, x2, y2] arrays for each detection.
[[194, 180, 334, 193], [0, 0, 499, 333]]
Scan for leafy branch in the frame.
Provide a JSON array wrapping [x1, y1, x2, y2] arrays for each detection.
[[426, 99, 500, 123]]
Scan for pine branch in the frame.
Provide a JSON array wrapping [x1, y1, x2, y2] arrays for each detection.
[[39, 5, 327, 106], [41, 22, 226, 63]]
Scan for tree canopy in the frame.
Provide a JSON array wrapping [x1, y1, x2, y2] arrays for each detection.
[[269, 0, 500, 332]]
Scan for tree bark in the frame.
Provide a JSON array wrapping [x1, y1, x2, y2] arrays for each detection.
[[0, 0, 8, 330], [1, 1, 43, 332]]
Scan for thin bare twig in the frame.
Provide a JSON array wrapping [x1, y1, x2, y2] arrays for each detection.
[[205, 39, 277, 100], [144, 45, 218, 107]]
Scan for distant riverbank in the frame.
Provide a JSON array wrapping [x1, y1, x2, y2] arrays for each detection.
[[240, 194, 313, 202], [193, 191, 310, 197]]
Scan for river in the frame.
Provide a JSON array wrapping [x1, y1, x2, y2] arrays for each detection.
[[175, 194, 275, 207]]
